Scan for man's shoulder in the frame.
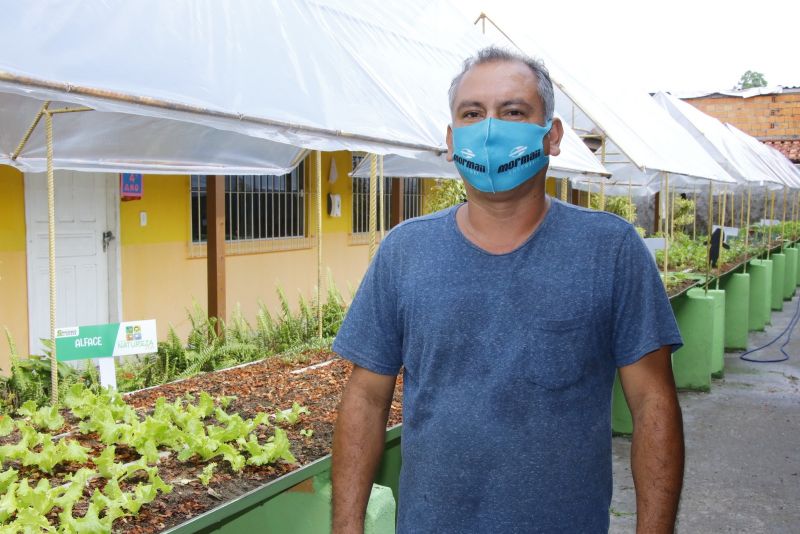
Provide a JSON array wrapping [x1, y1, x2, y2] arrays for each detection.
[[383, 205, 456, 246]]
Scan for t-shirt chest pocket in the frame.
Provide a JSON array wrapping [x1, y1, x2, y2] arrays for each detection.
[[525, 314, 597, 390]]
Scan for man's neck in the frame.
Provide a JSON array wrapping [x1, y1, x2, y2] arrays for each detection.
[[456, 178, 550, 254]]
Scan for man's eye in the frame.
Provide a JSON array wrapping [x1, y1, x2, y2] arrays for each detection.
[[505, 109, 524, 117], [462, 111, 482, 119]]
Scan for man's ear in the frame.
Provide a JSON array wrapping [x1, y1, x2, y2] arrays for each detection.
[[446, 124, 454, 162], [545, 117, 564, 158]]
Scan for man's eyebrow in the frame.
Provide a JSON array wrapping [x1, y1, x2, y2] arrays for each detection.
[[455, 100, 484, 112], [500, 99, 533, 108]]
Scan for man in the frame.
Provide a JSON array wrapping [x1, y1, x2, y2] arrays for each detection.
[[331, 46, 684, 533]]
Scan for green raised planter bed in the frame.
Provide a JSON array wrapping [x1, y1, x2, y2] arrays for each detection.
[[783, 248, 797, 299], [165, 426, 403, 534], [792, 248, 800, 286], [748, 260, 770, 331], [722, 272, 749, 351], [770, 253, 785, 311], [705, 289, 726, 378], [671, 288, 714, 391]]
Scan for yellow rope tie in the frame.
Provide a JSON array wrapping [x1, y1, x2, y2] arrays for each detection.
[[599, 179, 606, 211], [663, 173, 669, 279], [316, 151, 323, 339], [763, 186, 769, 253], [768, 191, 776, 256], [379, 155, 385, 239], [717, 188, 726, 288], [627, 179, 633, 222], [670, 187, 676, 239], [46, 111, 58, 405], [744, 185, 752, 273], [11, 101, 51, 160], [781, 187, 788, 249], [705, 181, 713, 293], [587, 180, 593, 209], [560, 178, 568, 202], [368, 154, 378, 261], [740, 190, 745, 229]]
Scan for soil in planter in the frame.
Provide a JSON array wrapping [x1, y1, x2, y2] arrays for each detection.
[[109, 350, 403, 533]]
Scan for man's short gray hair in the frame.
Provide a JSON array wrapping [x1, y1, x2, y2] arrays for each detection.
[[448, 46, 555, 122]]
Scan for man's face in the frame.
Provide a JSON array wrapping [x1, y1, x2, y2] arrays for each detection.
[[446, 59, 562, 163]]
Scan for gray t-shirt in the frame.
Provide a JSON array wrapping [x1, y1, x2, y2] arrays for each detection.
[[333, 198, 682, 533]]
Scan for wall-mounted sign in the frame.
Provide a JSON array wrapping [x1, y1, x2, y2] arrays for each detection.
[[120, 173, 143, 201]]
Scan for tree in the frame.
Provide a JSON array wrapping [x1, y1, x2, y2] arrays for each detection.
[[734, 70, 767, 91]]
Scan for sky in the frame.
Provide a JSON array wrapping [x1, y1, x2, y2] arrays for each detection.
[[463, 0, 800, 94]]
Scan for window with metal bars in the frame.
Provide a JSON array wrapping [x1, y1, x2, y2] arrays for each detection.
[[351, 155, 422, 233], [351, 175, 392, 234], [191, 162, 306, 243], [401, 177, 423, 221]]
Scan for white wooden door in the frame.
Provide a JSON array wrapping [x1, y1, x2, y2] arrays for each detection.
[[25, 171, 116, 355]]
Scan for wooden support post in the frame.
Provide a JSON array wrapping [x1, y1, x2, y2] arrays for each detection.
[[207, 175, 226, 334], [390, 178, 404, 228]]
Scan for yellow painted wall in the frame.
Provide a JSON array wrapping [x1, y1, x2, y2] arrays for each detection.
[[0, 165, 29, 375], [1, 153, 415, 361], [119, 157, 373, 341], [120, 174, 204, 337]]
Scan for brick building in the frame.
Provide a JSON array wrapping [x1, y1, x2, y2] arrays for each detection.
[[683, 86, 800, 164]]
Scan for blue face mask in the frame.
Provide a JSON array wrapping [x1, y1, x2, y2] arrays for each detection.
[[451, 118, 553, 193]]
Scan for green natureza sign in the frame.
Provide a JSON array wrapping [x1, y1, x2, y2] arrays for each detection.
[[55, 320, 157, 362]]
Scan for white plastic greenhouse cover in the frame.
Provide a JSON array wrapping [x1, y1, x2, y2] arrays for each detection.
[[351, 112, 609, 180], [652, 92, 784, 189], [477, 9, 737, 190], [0, 0, 546, 174], [725, 124, 800, 189]]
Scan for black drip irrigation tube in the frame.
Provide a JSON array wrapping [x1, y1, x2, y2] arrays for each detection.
[[740, 294, 800, 363]]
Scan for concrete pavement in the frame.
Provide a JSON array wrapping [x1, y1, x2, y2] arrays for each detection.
[[610, 294, 800, 533]]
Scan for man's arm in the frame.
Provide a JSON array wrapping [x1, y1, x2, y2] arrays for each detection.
[[332, 365, 397, 534], [619, 346, 685, 533]]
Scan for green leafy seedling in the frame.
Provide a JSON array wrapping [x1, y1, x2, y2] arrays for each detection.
[[274, 402, 309, 426], [197, 463, 217, 486], [0, 415, 14, 437]]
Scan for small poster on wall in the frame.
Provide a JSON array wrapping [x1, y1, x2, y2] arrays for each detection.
[[120, 173, 143, 201]]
